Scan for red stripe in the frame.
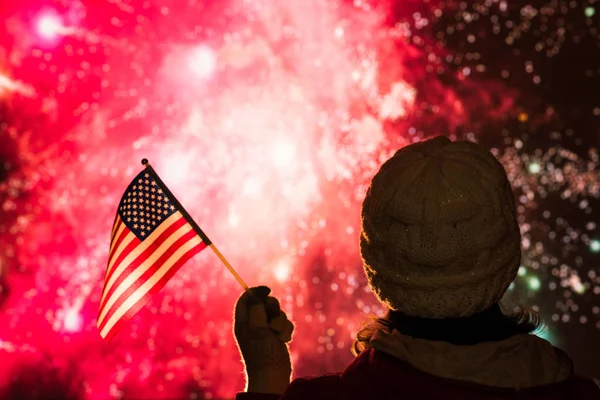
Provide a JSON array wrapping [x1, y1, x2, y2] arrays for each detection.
[[101, 220, 129, 301], [103, 232, 139, 295], [99, 228, 199, 332], [104, 216, 187, 288], [107, 220, 128, 270], [100, 239, 206, 340], [110, 214, 121, 242], [99, 216, 188, 315]]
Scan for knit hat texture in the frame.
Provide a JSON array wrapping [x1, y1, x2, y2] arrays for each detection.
[[360, 136, 521, 318]]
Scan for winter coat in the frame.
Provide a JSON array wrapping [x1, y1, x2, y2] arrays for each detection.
[[236, 329, 600, 400]]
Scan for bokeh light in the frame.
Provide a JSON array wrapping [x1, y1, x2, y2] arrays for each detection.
[[584, 7, 595, 17], [187, 45, 217, 80], [36, 12, 63, 41], [0, 0, 599, 398], [528, 162, 541, 174], [64, 308, 83, 333], [528, 276, 541, 291]]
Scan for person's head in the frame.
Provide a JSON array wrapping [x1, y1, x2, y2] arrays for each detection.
[[355, 136, 540, 352]]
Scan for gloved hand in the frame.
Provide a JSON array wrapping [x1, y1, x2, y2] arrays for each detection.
[[234, 286, 294, 394]]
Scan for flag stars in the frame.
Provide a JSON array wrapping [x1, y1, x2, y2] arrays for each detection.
[[118, 173, 182, 239]]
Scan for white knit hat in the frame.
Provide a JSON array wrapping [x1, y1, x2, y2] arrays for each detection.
[[360, 136, 521, 318]]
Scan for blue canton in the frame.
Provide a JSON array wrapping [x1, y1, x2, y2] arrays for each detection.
[[118, 170, 177, 241]]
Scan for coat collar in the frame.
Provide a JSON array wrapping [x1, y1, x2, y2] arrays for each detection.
[[369, 329, 573, 389]]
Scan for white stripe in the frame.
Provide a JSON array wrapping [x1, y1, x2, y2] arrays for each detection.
[[101, 231, 136, 304], [108, 221, 126, 263], [100, 235, 202, 338], [104, 222, 127, 282], [98, 221, 192, 325], [110, 219, 119, 241], [100, 212, 182, 306]]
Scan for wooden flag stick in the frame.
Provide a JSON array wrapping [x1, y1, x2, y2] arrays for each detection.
[[209, 243, 249, 291], [141, 159, 250, 292]]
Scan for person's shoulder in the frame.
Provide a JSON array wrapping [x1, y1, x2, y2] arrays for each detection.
[[281, 373, 341, 399], [286, 373, 342, 391]]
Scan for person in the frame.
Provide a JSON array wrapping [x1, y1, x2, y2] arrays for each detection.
[[232, 136, 600, 399]]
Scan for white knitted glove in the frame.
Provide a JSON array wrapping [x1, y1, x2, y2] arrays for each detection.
[[234, 286, 294, 394]]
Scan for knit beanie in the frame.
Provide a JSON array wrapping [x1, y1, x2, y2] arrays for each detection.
[[360, 136, 521, 318]]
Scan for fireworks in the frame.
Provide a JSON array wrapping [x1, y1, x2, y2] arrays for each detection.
[[36, 12, 64, 41], [0, 0, 598, 398]]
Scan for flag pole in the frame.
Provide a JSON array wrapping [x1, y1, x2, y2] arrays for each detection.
[[141, 159, 249, 292]]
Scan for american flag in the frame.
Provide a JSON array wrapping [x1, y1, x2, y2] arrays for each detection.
[[97, 169, 207, 340]]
